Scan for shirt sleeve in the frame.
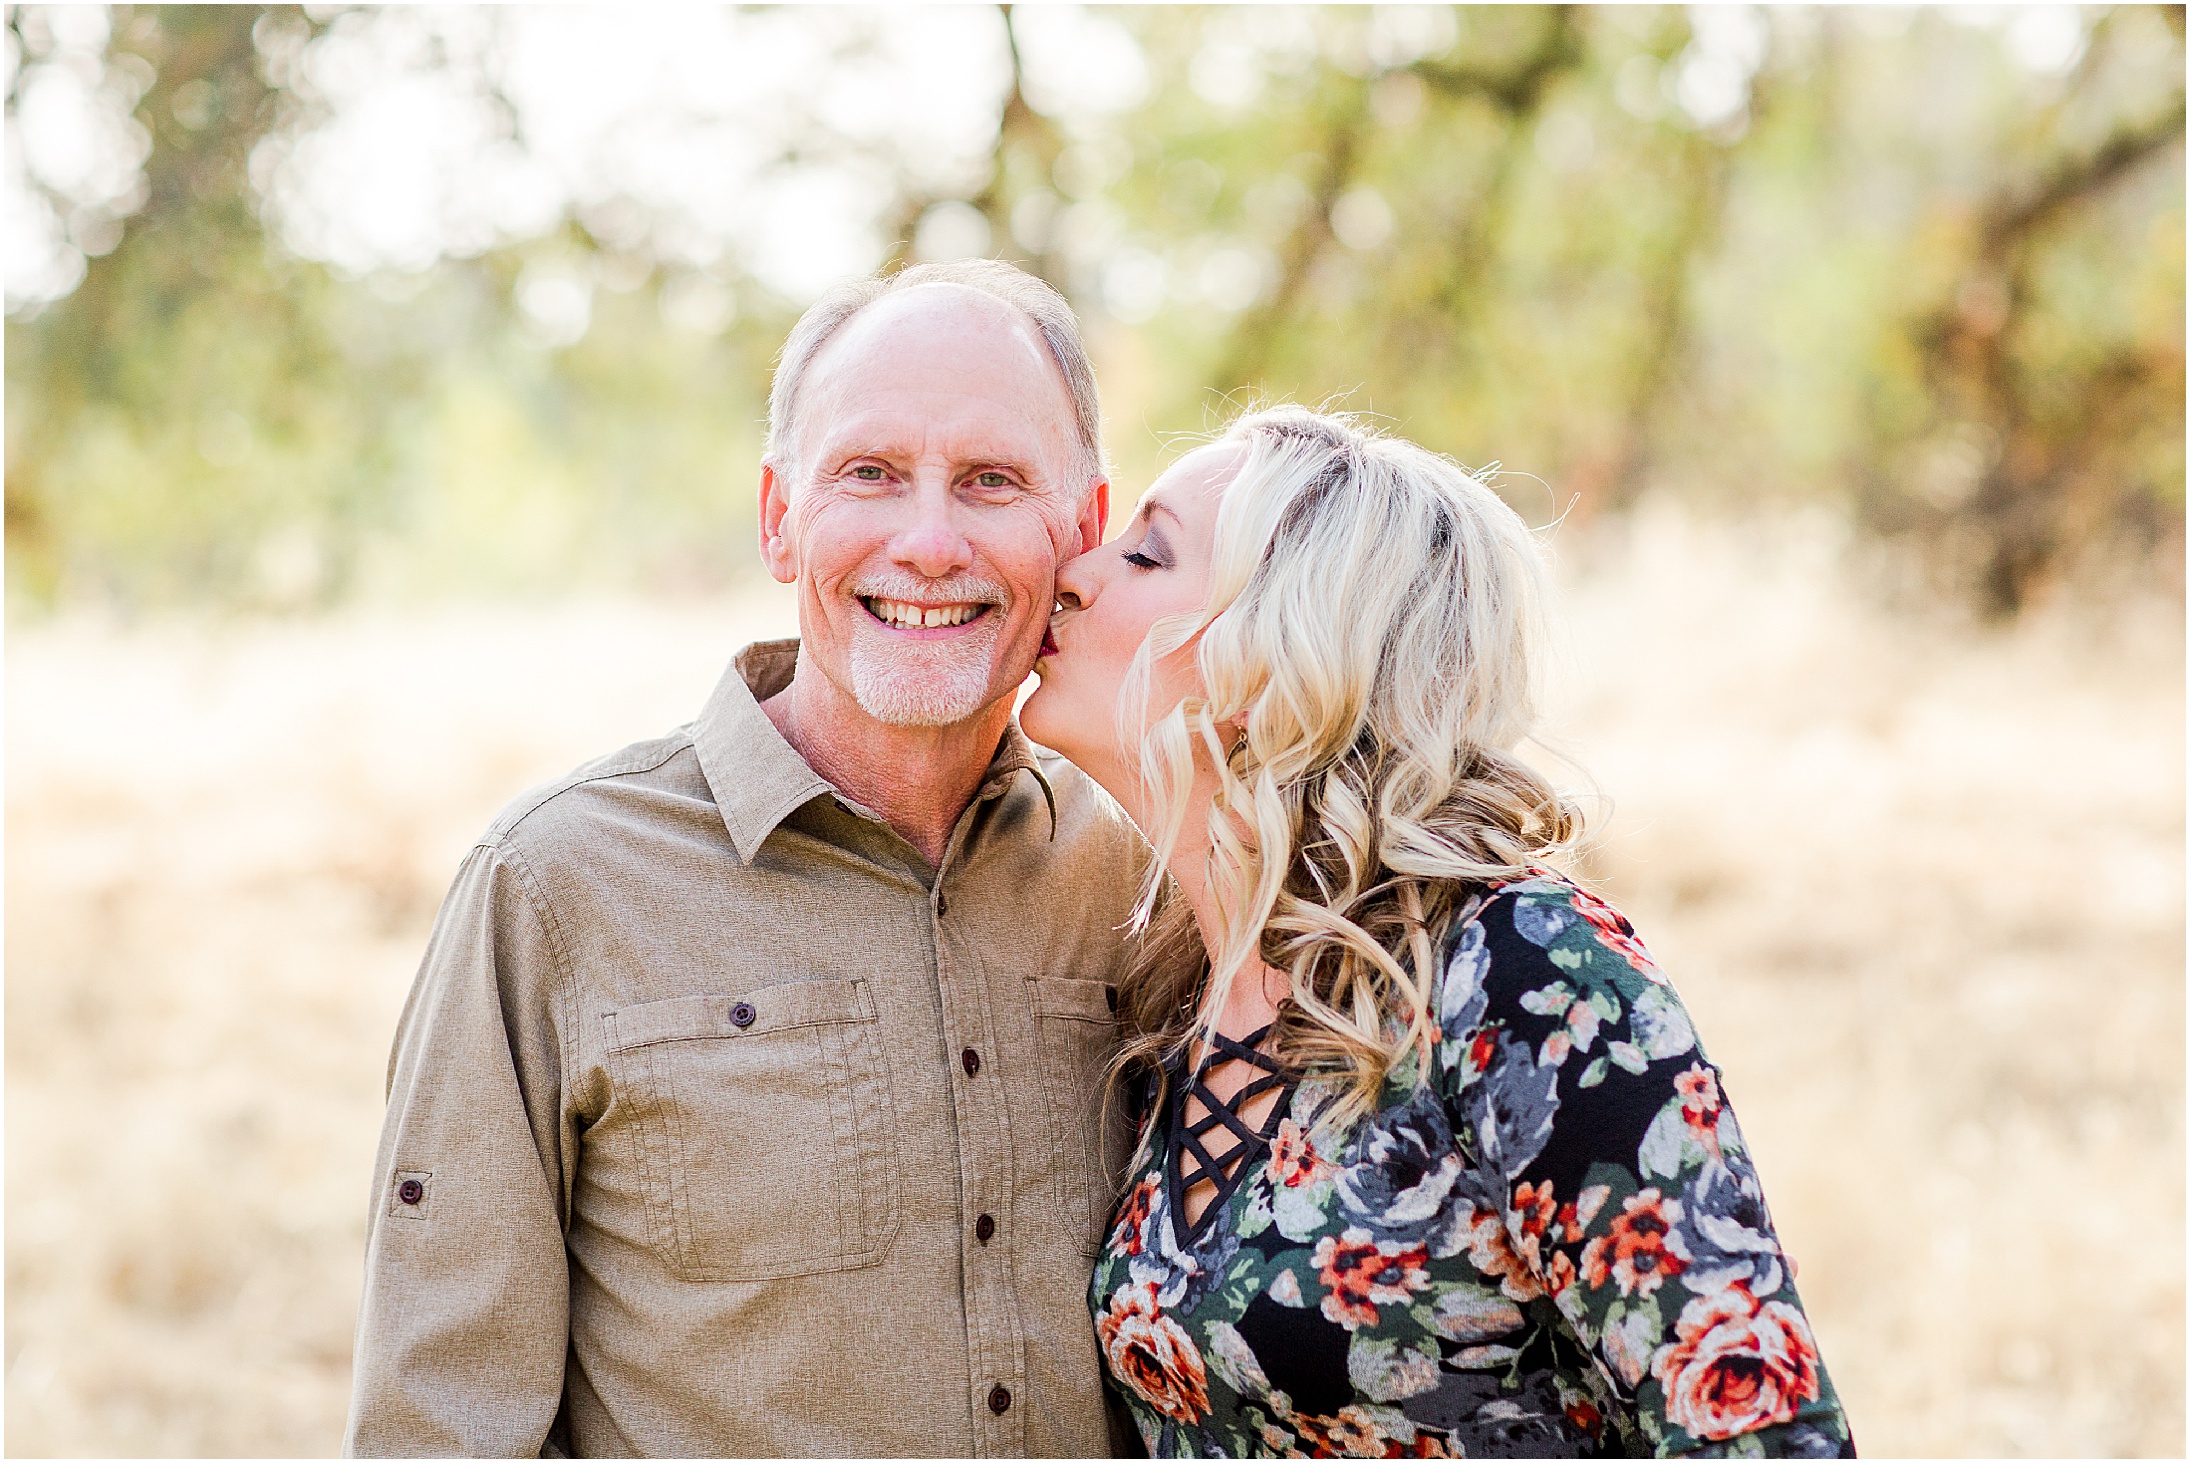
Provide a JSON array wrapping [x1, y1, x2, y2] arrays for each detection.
[[343, 841, 575, 1458], [1435, 877, 1856, 1458]]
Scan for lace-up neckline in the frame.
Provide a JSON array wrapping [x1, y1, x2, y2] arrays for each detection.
[[1164, 1023, 1294, 1249]]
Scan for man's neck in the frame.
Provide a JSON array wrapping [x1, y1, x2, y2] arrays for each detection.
[[761, 665, 1014, 870]]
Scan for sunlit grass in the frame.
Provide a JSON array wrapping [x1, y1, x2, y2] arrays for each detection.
[[6, 513, 2181, 1456]]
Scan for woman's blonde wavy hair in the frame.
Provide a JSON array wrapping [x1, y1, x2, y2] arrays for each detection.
[[1113, 404, 1584, 1124]]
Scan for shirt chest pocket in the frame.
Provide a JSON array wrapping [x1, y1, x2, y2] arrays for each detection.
[[603, 980, 901, 1282], [1027, 978, 1127, 1258]]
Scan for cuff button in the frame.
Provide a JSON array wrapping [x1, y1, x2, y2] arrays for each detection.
[[397, 1179, 425, 1205]]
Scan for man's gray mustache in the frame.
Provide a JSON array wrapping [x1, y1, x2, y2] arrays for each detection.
[[848, 576, 1010, 606]]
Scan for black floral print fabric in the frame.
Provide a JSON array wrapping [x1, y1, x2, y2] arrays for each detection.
[[1090, 873, 1854, 1458]]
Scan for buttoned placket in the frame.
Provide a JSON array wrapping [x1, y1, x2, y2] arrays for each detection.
[[931, 769, 1029, 1458], [823, 770, 1033, 1457]]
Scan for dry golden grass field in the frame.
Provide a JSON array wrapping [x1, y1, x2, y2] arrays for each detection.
[[6, 509, 2183, 1457]]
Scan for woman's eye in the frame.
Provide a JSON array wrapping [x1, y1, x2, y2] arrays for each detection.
[[1122, 549, 1161, 570]]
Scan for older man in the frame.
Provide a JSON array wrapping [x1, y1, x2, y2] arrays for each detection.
[[345, 260, 1147, 1457]]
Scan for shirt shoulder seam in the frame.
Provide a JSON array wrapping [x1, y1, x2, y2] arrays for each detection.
[[475, 734, 696, 849], [482, 838, 583, 1229]]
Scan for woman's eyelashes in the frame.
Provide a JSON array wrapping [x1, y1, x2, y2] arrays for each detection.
[[1121, 525, 1170, 570]]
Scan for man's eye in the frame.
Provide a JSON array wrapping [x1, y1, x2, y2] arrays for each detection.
[[851, 465, 885, 481], [974, 471, 1013, 488]]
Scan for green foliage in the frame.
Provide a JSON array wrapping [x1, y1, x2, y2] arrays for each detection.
[[6, 4, 2182, 616]]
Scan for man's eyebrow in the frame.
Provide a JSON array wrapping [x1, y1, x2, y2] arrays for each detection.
[[817, 436, 1045, 473]]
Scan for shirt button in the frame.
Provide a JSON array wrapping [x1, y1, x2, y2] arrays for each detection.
[[397, 1179, 424, 1205], [961, 1047, 982, 1077], [988, 1384, 1012, 1415], [730, 1002, 757, 1029], [975, 1213, 996, 1244], [936, 893, 948, 916]]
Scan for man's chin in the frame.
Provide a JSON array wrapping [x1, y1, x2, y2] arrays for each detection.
[[849, 658, 1009, 729]]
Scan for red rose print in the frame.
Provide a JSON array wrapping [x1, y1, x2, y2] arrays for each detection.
[[1111, 1176, 1158, 1257], [1462, 1206, 1546, 1303], [1312, 1226, 1432, 1330], [1510, 1180, 1562, 1273], [1563, 1398, 1603, 1438], [1652, 1281, 1823, 1441], [1464, 1023, 1502, 1082], [1674, 1064, 1720, 1119], [1291, 1405, 1390, 1455], [1675, 1063, 1725, 1157], [1579, 1188, 1689, 1298], [1096, 1282, 1210, 1425], [1269, 1118, 1327, 1189], [1567, 887, 1658, 975], [1513, 1181, 1558, 1244], [1382, 1429, 1455, 1457], [1560, 1184, 1610, 1243]]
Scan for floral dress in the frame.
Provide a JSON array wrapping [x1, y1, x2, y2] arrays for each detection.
[[1089, 872, 1854, 1458]]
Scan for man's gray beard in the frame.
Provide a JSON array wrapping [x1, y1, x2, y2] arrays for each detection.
[[848, 635, 1004, 728]]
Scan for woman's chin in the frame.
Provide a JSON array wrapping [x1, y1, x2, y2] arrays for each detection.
[[1018, 680, 1079, 758], [1018, 681, 1058, 746]]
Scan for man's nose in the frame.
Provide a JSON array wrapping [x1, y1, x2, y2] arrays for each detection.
[[890, 483, 975, 579]]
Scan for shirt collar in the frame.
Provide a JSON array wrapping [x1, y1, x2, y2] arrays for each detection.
[[693, 638, 1057, 863], [984, 719, 1058, 836]]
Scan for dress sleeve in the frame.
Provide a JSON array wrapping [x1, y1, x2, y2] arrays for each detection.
[[1433, 876, 1856, 1458]]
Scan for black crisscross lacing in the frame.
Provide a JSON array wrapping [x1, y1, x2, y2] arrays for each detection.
[[1165, 1023, 1295, 1249]]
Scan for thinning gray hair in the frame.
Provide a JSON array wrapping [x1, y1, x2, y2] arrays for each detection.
[[764, 259, 1107, 491]]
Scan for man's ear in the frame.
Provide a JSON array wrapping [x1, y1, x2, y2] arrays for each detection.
[[758, 459, 798, 585], [1075, 476, 1111, 556]]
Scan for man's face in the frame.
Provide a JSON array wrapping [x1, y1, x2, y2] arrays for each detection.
[[760, 285, 1107, 728]]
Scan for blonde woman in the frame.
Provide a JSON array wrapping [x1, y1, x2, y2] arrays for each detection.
[[1020, 407, 1852, 1459]]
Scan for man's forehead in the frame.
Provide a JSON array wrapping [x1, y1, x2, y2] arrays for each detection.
[[832, 281, 1050, 356], [810, 406, 1054, 467], [797, 286, 1076, 452]]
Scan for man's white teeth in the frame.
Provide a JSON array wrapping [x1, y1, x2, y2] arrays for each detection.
[[866, 598, 984, 630]]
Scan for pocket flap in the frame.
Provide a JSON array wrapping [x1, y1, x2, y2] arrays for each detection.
[[605, 979, 876, 1051], [1028, 976, 1120, 1024]]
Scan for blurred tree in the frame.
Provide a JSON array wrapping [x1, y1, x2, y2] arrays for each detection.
[[6, 4, 776, 611], [5, 4, 2182, 616], [1888, 7, 2186, 612], [4, 6, 381, 606]]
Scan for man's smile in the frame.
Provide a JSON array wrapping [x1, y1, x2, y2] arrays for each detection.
[[859, 596, 996, 633]]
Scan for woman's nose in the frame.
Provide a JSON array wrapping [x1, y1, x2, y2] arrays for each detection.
[[1053, 551, 1098, 612]]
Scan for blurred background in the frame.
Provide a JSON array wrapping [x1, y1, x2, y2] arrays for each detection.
[[5, 3, 2182, 1456]]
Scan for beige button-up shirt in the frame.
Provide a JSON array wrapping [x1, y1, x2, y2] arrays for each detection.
[[345, 641, 1149, 1458]]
